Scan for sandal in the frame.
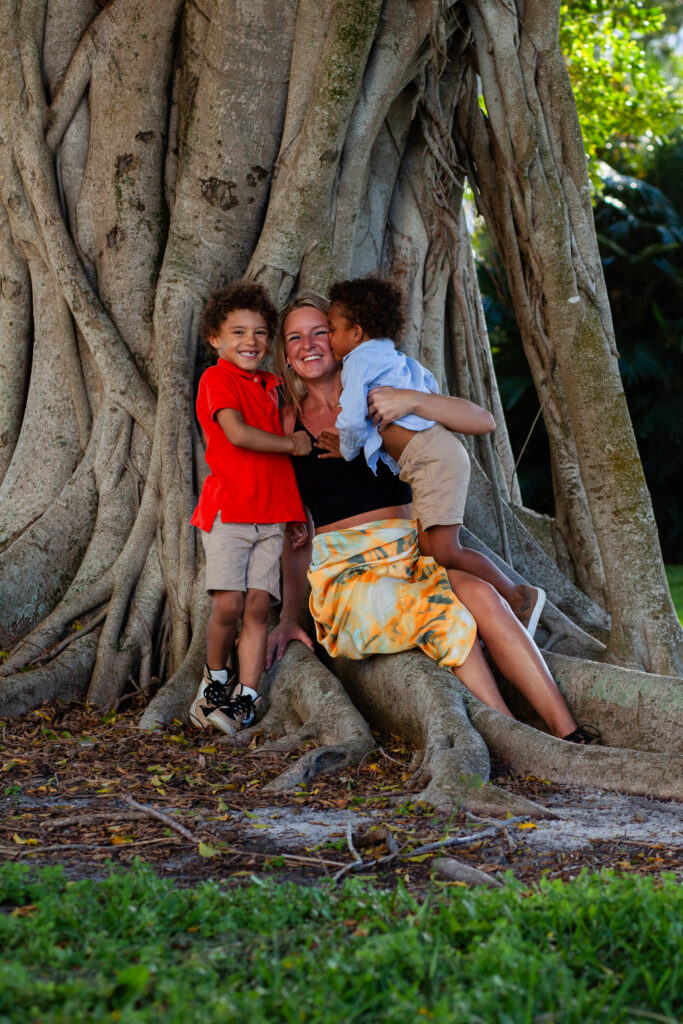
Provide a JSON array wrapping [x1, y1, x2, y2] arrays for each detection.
[[563, 724, 602, 745], [519, 585, 546, 639]]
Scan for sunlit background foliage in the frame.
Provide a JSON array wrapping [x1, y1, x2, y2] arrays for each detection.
[[478, 0, 683, 560]]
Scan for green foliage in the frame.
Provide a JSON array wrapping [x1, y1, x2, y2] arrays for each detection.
[[666, 565, 683, 623], [483, 153, 683, 558], [594, 165, 683, 559], [0, 862, 681, 1023], [560, 1, 679, 182]]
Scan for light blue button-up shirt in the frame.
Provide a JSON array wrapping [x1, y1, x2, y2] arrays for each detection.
[[336, 338, 439, 474]]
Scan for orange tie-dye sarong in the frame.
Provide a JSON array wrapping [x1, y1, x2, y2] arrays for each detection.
[[308, 519, 477, 670]]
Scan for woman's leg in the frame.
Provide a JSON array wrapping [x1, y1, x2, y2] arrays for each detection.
[[455, 637, 515, 718], [448, 570, 577, 738]]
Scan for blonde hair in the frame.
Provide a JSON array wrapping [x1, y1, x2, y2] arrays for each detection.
[[276, 292, 330, 418]]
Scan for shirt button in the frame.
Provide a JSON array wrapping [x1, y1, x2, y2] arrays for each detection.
[[253, 377, 258, 382]]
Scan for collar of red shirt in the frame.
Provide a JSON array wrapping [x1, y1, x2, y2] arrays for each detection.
[[215, 357, 281, 391]]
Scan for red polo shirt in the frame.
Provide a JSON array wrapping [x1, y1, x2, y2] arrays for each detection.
[[190, 358, 305, 530]]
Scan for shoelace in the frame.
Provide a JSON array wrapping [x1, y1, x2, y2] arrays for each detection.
[[226, 693, 256, 718], [203, 678, 234, 712]]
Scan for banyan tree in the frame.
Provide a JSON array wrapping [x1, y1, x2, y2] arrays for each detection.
[[1, 0, 681, 814]]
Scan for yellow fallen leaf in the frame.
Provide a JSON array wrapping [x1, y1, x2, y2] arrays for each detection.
[[516, 822, 538, 830], [11, 831, 35, 847], [11, 904, 38, 917], [198, 842, 219, 858], [110, 835, 135, 845]]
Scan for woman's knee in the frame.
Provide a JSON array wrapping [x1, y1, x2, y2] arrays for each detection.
[[455, 576, 506, 617]]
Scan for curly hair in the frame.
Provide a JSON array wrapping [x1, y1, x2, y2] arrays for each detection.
[[328, 277, 405, 342], [200, 280, 278, 355]]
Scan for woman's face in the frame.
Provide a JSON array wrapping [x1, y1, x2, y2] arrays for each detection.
[[283, 306, 339, 383]]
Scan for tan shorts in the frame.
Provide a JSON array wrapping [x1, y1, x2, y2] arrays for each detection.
[[201, 516, 284, 600], [397, 424, 470, 530]]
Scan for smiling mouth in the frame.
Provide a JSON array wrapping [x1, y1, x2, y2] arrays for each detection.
[[238, 351, 260, 358], [302, 354, 322, 361]]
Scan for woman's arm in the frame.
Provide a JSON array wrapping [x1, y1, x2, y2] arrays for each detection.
[[266, 513, 315, 667], [217, 408, 311, 454], [368, 387, 495, 435]]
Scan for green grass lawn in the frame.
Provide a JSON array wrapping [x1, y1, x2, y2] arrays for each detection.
[[0, 863, 680, 1023], [666, 565, 683, 625]]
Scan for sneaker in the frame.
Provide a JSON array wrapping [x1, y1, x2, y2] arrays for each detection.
[[226, 683, 261, 728], [189, 665, 238, 735], [189, 667, 261, 735]]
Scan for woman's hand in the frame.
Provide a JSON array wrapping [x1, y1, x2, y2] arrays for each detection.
[[368, 387, 419, 430], [266, 617, 314, 667], [285, 521, 308, 549], [315, 430, 342, 459]]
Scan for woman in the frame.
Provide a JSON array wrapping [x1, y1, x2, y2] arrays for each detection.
[[267, 294, 597, 744]]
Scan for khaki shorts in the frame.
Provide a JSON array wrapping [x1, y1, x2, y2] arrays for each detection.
[[397, 424, 470, 530], [201, 517, 284, 600]]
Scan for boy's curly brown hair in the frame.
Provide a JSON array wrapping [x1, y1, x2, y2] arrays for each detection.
[[200, 280, 278, 355], [328, 277, 405, 342]]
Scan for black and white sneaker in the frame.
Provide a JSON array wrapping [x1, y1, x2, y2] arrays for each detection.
[[189, 667, 260, 735]]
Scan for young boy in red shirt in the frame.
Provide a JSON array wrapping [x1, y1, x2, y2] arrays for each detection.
[[189, 281, 311, 735]]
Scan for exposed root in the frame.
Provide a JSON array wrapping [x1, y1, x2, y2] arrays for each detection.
[[545, 651, 683, 754], [236, 643, 375, 793], [330, 649, 554, 817], [137, 578, 210, 729], [466, 702, 683, 801], [0, 631, 99, 719]]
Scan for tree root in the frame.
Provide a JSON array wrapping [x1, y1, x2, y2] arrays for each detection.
[[466, 701, 683, 801], [328, 649, 555, 817], [0, 631, 99, 718], [544, 652, 683, 754], [227, 643, 375, 793], [137, 577, 210, 730]]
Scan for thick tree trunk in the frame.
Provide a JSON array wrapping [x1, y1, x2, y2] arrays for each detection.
[[1, 0, 680, 807]]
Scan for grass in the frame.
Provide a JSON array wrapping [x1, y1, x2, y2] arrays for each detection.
[[0, 863, 681, 1023], [666, 565, 683, 625]]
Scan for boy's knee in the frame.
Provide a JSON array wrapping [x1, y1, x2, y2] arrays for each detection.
[[243, 588, 271, 624], [211, 590, 244, 623], [429, 537, 464, 569]]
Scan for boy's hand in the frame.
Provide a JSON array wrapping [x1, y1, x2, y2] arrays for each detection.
[[368, 387, 418, 430], [315, 430, 341, 459], [289, 430, 312, 456], [285, 521, 308, 549]]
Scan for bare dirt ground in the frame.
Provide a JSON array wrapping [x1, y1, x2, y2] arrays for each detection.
[[1, 700, 681, 892]]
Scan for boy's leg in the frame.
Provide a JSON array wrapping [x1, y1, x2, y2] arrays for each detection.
[[206, 589, 244, 672], [237, 588, 272, 690], [226, 523, 285, 725], [427, 524, 544, 631]]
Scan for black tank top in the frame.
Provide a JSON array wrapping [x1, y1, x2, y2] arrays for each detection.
[[291, 416, 412, 529]]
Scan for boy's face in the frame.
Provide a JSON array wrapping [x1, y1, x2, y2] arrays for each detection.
[[328, 302, 362, 361], [209, 309, 269, 371]]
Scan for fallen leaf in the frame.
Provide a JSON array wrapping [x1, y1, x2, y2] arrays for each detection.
[[198, 842, 219, 858], [11, 905, 38, 917]]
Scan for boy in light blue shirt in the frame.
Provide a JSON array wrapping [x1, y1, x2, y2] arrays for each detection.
[[325, 277, 545, 637]]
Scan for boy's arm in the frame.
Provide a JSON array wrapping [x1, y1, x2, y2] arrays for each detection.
[[368, 388, 496, 435], [216, 408, 311, 455]]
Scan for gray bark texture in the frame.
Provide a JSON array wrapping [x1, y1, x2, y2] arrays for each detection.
[[1, 0, 681, 812]]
